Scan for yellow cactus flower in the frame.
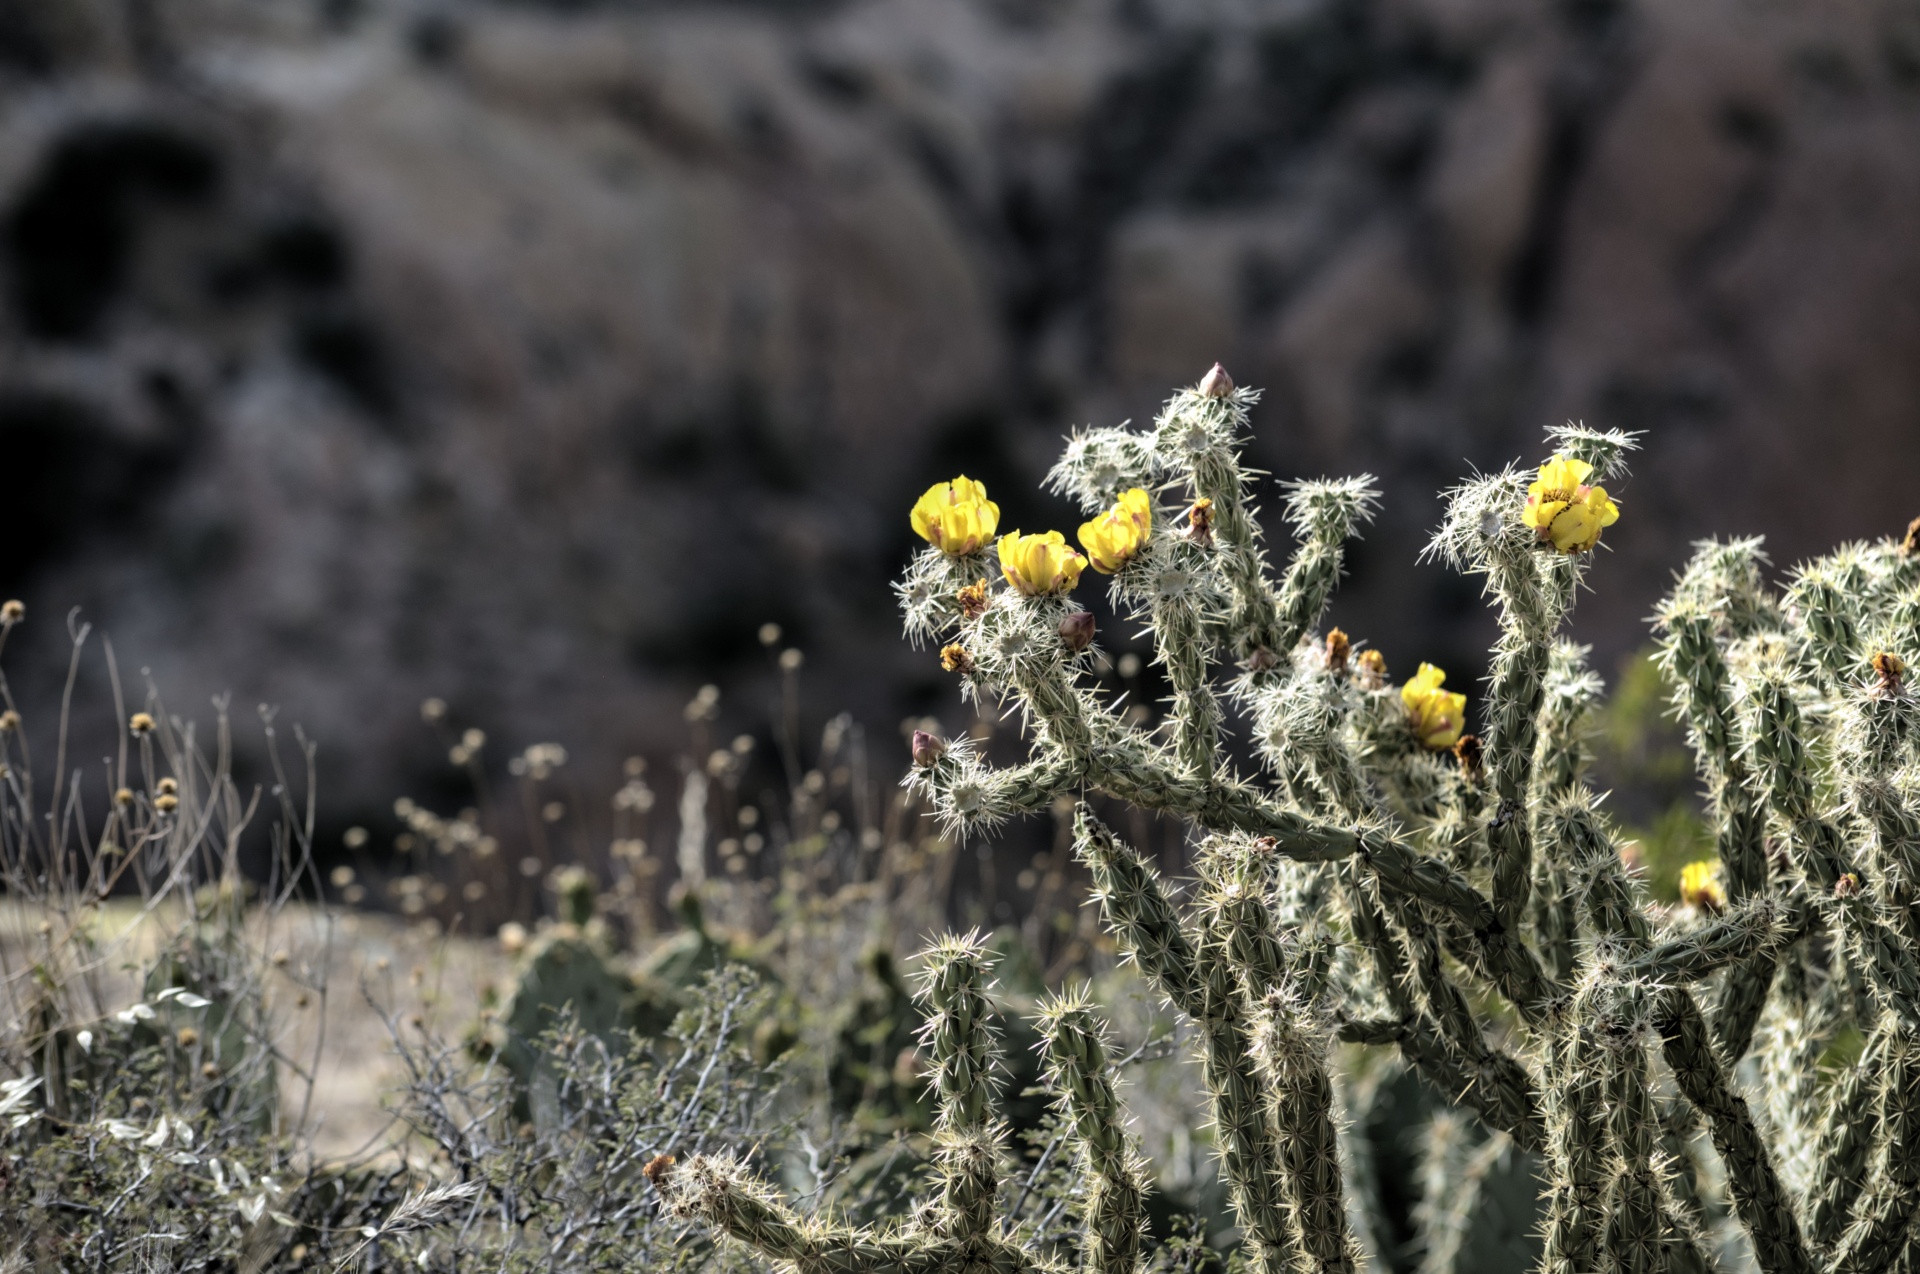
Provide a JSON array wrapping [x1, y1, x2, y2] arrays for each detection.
[[1078, 488, 1153, 574], [1678, 860, 1726, 914], [1400, 663, 1467, 750], [998, 530, 1087, 597], [1522, 454, 1620, 554], [910, 476, 1001, 556]]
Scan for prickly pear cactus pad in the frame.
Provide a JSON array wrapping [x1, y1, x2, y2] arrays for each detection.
[[657, 367, 1920, 1274]]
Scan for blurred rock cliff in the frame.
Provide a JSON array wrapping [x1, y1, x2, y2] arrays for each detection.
[[2, 0, 1917, 822]]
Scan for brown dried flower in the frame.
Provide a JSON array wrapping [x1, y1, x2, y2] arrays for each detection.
[[1184, 498, 1215, 548], [1325, 628, 1351, 674], [1452, 733, 1484, 780]]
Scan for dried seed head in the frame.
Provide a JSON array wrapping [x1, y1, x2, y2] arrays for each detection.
[[939, 643, 975, 675], [154, 793, 179, 813], [1325, 627, 1350, 673], [176, 1027, 199, 1048], [1198, 362, 1234, 398], [157, 777, 178, 796], [1058, 610, 1097, 654], [911, 730, 947, 768], [129, 712, 156, 736], [1873, 650, 1906, 695], [0, 600, 21, 622], [956, 579, 989, 619], [115, 787, 134, 806]]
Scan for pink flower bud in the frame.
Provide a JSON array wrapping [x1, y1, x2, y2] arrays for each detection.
[[1058, 610, 1097, 654], [911, 730, 947, 768], [1198, 362, 1234, 398]]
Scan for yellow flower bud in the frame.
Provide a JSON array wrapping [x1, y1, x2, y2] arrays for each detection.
[[997, 530, 1086, 597], [1400, 662, 1467, 750], [910, 476, 1000, 556], [1522, 454, 1620, 554], [1678, 860, 1725, 914], [1078, 488, 1152, 574]]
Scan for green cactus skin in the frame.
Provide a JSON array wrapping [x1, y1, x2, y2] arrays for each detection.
[[1542, 1022, 1610, 1274], [1036, 995, 1145, 1274], [1191, 911, 1304, 1274], [669, 371, 1920, 1274], [1603, 1035, 1664, 1274], [1209, 856, 1357, 1274], [1656, 990, 1815, 1274], [1828, 1034, 1920, 1274], [1808, 1030, 1887, 1250], [918, 934, 1004, 1247], [1656, 586, 1776, 1064]]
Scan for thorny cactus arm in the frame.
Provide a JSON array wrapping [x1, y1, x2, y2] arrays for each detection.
[[1541, 1022, 1610, 1274], [1207, 854, 1357, 1274], [1192, 908, 1302, 1274], [1620, 896, 1799, 983], [1270, 479, 1380, 664], [1075, 810, 1297, 1273], [1073, 805, 1204, 1020], [1602, 1013, 1665, 1274], [1531, 641, 1601, 981], [1806, 1028, 1887, 1250], [1744, 659, 1920, 1024], [1150, 374, 1284, 663], [1839, 663, 1920, 936], [1656, 573, 1777, 1062], [918, 934, 1005, 1245], [1145, 537, 1227, 778], [1827, 1034, 1920, 1274], [657, 1155, 951, 1274], [1556, 791, 1816, 1274], [1035, 994, 1145, 1274], [1788, 558, 1868, 687]]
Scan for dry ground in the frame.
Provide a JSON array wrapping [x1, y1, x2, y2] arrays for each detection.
[[0, 900, 514, 1164]]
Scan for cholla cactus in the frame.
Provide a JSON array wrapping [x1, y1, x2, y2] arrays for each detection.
[[662, 367, 1920, 1274]]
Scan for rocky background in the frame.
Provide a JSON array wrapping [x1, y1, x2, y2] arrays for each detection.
[[2, 0, 1918, 845]]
